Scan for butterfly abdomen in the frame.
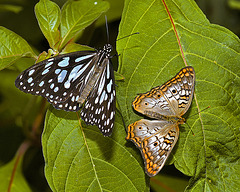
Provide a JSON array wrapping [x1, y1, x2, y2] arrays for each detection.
[[77, 65, 102, 105]]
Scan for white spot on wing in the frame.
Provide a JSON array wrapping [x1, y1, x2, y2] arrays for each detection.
[[27, 77, 33, 83], [75, 54, 93, 62], [48, 58, 54, 61], [107, 79, 112, 93], [39, 81, 44, 87], [110, 111, 114, 119], [55, 69, 61, 74], [45, 61, 53, 68], [54, 87, 59, 92], [98, 72, 105, 95], [42, 67, 50, 75], [28, 69, 35, 76], [106, 64, 110, 79], [64, 81, 70, 89], [58, 70, 67, 83], [50, 83, 54, 89], [99, 90, 106, 104], [58, 57, 70, 67], [71, 96, 75, 102], [95, 96, 99, 104]]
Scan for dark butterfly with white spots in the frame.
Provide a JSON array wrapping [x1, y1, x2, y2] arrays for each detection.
[[15, 44, 116, 136]]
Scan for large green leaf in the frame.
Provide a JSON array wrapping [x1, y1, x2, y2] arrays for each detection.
[[0, 27, 36, 70], [42, 107, 148, 192], [59, 0, 109, 49], [35, 0, 61, 49], [117, 0, 240, 191]]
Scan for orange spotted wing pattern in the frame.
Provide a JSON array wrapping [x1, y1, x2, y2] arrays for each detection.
[[126, 66, 195, 177]]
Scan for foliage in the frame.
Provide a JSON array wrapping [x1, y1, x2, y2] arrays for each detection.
[[0, 0, 239, 191]]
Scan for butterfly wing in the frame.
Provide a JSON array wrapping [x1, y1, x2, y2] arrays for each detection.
[[132, 66, 195, 118], [126, 119, 179, 177], [80, 59, 116, 136], [15, 51, 100, 111]]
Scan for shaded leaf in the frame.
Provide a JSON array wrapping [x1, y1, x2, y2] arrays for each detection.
[[0, 27, 36, 70], [35, 0, 61, 49], [228, 0, 240, 10], [61, 42, 94, 54], [150, 173, 189, 192], [117, 0, 240, 191], [0, 4, 22, 13], [42, 107, 148, 192], [0, 143, 31, 192], [59, 0, 109, 49]]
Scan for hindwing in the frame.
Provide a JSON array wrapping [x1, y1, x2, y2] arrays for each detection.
[[126, 119, 179, 177]]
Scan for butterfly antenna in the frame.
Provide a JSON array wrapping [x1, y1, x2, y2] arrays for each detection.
[[189, 106, 211, 118], [116, 32, 139, 41], [105, 15, 110, 43]]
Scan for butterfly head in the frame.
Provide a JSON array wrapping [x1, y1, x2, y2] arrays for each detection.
[[177, 116, 185, 124], [103, 43, 113, 56]]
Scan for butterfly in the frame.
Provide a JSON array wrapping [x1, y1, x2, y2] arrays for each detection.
[[126, 66, 195, 176], [15, 44, 116, 136]]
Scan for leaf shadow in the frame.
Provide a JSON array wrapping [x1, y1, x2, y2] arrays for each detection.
[[50, 107, 116, 161], [83, 124, 115, 161]]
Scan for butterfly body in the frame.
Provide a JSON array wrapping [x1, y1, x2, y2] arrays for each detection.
[[126, 66, 195, 176], [15, 43, 115, 136]]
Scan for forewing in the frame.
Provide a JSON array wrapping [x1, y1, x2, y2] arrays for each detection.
[[126, 119, 179, 177], [15, 51, 98, 111], [80, 59, 116, 136], [133, 66, 195, 118]]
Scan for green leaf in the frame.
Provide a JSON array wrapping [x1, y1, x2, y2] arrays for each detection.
[[42, 107, 149, 192], [35, 0, 61, 49], [59, 0, 109, 49], [0, 146, 31, 192], [117, 0, 240, 191], [95, 0, 124, 26], [0, 4, 22, 13], [114, 71, 125, 81], [61, 42, 94, 54], [0, 27, 36, 70], [228, 0, 240, 10]]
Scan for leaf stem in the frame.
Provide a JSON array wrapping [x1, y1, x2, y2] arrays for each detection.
[[8, 140, 31, 192]]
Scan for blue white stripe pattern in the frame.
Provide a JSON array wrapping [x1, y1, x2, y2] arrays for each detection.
[[15, 44, 116, 136]]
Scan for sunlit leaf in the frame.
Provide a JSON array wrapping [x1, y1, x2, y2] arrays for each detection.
[[35, 0, 61, 49], [59, 0, 109, 49], [0, 27, 36, 70], [42, 107, 149, 192], [117, 0, 240, 191]]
